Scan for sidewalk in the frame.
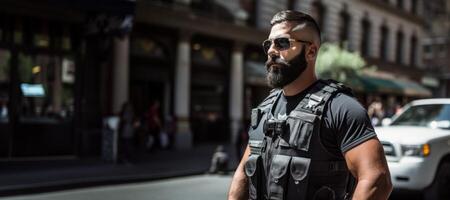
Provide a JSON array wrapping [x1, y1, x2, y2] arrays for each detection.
[[0, 143, 240, 196]]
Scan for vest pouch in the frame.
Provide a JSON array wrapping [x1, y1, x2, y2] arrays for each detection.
[[245, 154, 263, 200], [269, 155, 291, 200], [287, 111, 317, 151], [286, 156, 311, 199]]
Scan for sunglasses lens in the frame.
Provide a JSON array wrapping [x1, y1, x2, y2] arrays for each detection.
[[275, 38, 290, 50], [262, 40, 271, 54], [262, 38, 291, 54]]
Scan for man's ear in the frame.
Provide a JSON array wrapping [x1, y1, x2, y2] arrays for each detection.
[[307, 45, 318, 60]]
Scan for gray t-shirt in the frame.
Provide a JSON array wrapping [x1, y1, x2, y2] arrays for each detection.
[[272, 86, 376, 158]]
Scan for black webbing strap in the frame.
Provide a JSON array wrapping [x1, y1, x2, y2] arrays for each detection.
[[248, 140, 265, 156], [292, 79, 352, 116]]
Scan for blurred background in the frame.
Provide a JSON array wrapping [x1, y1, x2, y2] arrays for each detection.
[[0, 0, 448, 199]]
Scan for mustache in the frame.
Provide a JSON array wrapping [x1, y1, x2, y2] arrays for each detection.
[[265, 56, 289, 70]]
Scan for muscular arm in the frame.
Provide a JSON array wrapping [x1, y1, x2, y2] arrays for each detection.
[[228, 145, 250, 200], [344, 138, 393, 200]]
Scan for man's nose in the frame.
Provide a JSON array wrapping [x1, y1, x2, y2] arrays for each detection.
[[267, 42, 279, 57]]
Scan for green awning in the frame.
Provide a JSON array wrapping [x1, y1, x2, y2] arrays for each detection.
[[354, 74, 432, 97], [244, 62, 432, 97], [395, 79, 432, 97], [359, 75, 404, 94]]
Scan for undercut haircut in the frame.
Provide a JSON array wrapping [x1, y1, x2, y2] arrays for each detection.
[[270, 10, 321, 45]]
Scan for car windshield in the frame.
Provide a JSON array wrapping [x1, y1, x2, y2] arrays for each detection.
[[391, 104, 450, 129]]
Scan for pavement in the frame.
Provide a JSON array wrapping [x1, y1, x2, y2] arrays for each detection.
[[0, 143, 241, 197]]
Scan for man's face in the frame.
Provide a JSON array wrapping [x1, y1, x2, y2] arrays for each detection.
[[264, 22, 312, 88]]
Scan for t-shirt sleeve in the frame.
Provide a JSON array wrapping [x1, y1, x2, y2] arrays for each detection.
[[327, 93, 377, 153]]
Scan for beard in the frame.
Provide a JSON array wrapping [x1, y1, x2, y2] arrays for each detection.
[[265, 46, 308, 88]]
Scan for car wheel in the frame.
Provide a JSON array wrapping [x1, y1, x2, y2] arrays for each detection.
[[423, 162, 450, 200]]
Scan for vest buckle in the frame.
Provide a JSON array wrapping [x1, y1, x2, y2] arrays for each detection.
[[263, 118, 286, 137]]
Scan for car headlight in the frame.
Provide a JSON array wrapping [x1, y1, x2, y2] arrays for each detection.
[[401, 144, 430, 157]]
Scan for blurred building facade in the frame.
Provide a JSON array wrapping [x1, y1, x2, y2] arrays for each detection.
[[0, 0, 135, 160], [133, 0, 436, 148], [0, 0, 446, 160], [422, 0, 450, 97]]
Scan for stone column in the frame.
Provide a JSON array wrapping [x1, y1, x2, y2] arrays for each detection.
[[229, 43, 244, 144], [174, 32, 193, 150], [112, 35, 130, 114]]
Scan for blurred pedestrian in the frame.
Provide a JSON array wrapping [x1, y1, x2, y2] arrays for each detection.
[[394, 103, 403, 115], [147, 100, 162, 151], [164, 115, 176, 149], [118, 102, 135, 164], [368, 97, 384, 126], [209, 145, 229, 174]]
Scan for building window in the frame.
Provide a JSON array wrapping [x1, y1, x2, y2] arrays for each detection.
[[411, 0, 417, 14], [18, 53, 76, 122], [13, 18, 23, 45], [338, 8, 350, 49], [311, 1, 326, 32], [131, 37, 166, 59], [0, 49, 10, 123], [379, 25, 389, 61], [33, 21, 49, 48], [410, 35, 417, 66], [240, 0, 257, 26], [361, 17, 371, 57], [423, 44, 431, 54], [395, 30, 404, 64], [1, 15, 14, 44], [397, 0, 404, 9], [0, 14, 4, 43], [288, 0, 296, 10]]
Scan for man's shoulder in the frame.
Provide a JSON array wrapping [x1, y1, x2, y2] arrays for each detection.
[[318, 79, 353, 95], [327, 92, 367, 116]]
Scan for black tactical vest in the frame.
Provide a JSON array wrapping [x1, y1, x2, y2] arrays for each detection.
[[245, 80, 356, 200]]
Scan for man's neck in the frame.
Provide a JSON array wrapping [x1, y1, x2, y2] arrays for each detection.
[[282, 72, 317, 96]]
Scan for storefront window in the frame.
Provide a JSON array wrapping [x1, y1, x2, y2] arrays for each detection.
[[192, 44, 222, 67], [61, 27, 71, 51], [0, 49, 10, 122], [18, 53, 75, 121], [130, 37, 165, 58], [14, 19, 23, 45], [34, 32, 49, 48]]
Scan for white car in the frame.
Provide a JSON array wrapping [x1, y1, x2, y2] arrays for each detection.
[[375, 98, 450, 200]]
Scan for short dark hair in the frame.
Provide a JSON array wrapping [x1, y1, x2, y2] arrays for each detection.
[[270, 10, 321, 44]]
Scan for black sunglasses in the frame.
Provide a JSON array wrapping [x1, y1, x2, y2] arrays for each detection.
[[262, 37, 311, 54]]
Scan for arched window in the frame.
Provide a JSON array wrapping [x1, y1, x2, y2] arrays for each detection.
[[311, 1, 326, 32], [410, 35, 417, 66], [395, 30, 404, 64], [338, 7, 350, 49], [360, 17, 371, 57], [379, 24, 389, 61]]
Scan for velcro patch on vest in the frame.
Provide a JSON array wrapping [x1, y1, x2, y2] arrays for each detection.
[[251, 108, 261, 129]]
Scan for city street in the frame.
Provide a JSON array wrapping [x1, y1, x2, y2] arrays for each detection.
[[0, 174, 233, 200], [0, 173, 422, 200]]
